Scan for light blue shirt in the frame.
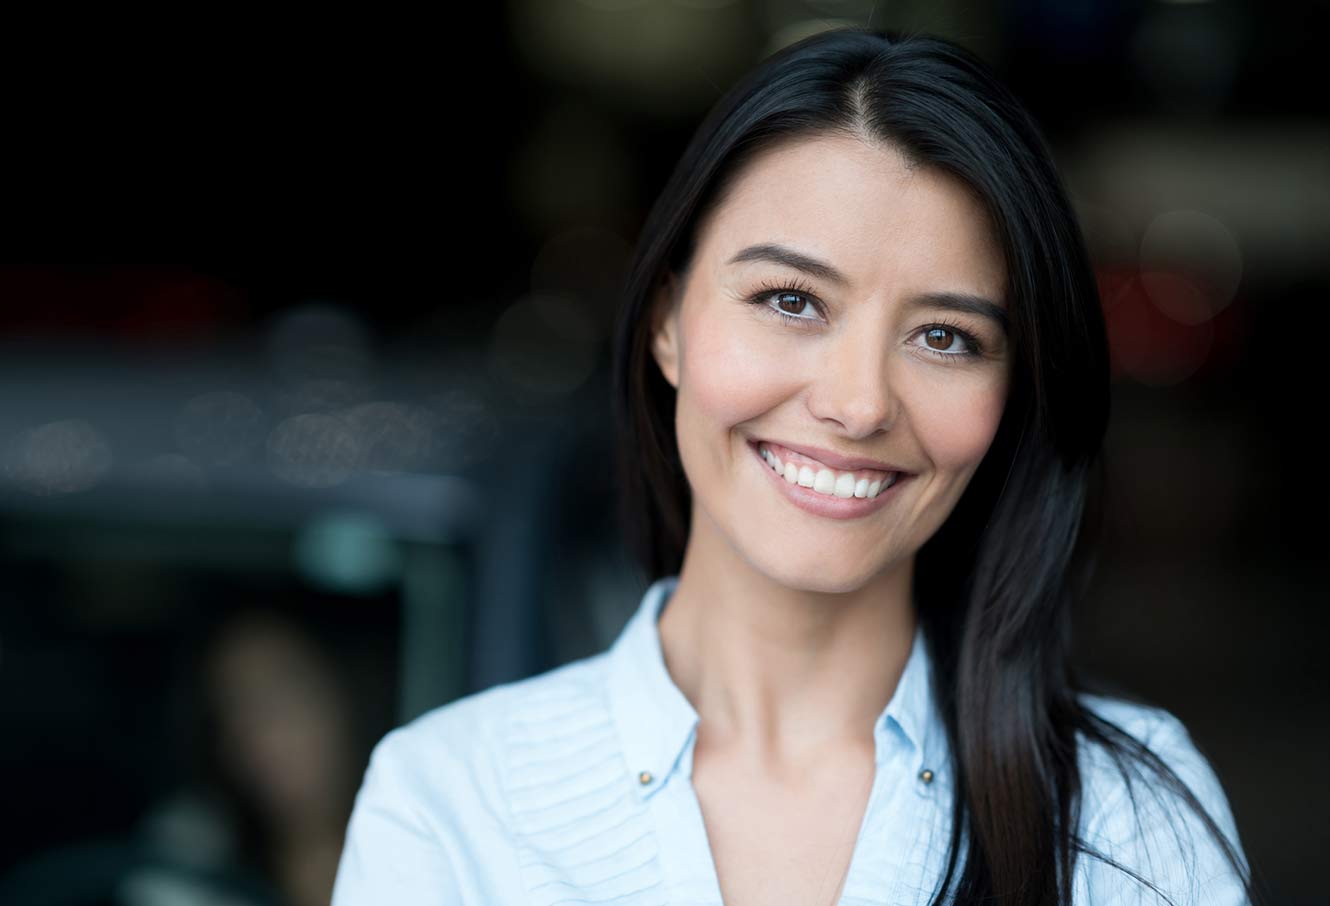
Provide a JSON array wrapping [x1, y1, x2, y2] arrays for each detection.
[[332, 575, 1251, 905]]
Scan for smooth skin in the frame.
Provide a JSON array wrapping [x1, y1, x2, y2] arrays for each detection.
[[648, 131, 1012, 906]]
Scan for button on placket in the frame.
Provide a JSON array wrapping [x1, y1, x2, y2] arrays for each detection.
[[914, 765, 937, 798]]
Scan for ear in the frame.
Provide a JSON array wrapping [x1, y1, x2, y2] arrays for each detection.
[[649, 272, 682, 390]]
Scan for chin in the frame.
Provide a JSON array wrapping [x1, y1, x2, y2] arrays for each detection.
[[748, 551, 883, 596]]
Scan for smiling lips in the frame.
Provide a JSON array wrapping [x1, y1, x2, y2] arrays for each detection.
[[756, 440, 901, 499]]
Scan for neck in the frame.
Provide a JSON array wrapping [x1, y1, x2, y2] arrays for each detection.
[[658, 520, 916, 778]]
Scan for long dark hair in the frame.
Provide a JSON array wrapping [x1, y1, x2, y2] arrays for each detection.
[[610, 26, 1261, 906]]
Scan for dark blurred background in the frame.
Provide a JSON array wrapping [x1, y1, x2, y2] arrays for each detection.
[[0, 3, 1324, 905]]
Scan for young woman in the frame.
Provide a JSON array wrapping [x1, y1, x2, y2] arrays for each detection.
[[332, 27, 1260, 906]]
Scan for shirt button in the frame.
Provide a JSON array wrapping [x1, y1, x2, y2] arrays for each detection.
[[918, 768, 934, 784], [638, 770, 654, 785]]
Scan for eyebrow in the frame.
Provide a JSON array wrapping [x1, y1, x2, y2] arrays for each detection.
[[726, 242, 1009, 332]]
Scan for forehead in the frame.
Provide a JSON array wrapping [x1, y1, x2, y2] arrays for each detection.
[[695, 132, 1006, 297]]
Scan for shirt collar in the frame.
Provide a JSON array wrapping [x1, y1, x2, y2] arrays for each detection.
[[606, 574, 948, 801]]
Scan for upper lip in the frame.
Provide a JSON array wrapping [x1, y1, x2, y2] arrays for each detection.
[[752, 438, 912, 474]]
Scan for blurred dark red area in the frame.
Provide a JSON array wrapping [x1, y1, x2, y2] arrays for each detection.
[[0, 267, 247, 339]]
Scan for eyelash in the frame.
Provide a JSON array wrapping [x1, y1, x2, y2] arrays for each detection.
[[744, 278, 987, 362]]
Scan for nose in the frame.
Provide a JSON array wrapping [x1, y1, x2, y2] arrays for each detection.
[[807, 327, 898, 438]]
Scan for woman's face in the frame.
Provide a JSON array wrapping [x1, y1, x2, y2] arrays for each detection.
[[650, 132, 1012, 593]]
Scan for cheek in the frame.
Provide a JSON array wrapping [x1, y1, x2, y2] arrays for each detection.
[[906, 375, 1007, 470], [678, 309, 790, 430]]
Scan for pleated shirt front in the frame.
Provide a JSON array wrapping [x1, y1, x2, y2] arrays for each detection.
[[331, 575, 1251, 905]]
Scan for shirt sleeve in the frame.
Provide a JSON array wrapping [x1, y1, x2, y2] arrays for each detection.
[[1074, 711, 1252, 905], [331, 729, 462, 906]]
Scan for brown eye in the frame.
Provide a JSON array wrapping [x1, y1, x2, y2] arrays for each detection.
[[924, 327, 960, 351], [744, 279, 823, 325], [913, 323, 985, 362], [775, 293, 811, 317]]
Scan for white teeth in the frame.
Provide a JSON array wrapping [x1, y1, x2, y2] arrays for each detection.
[[760, 444, 897, 499], [811, 467, 831, 492]]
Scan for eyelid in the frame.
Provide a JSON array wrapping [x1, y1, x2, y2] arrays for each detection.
[[748, 277, 826, 320], [913, 318, 987, 359]]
